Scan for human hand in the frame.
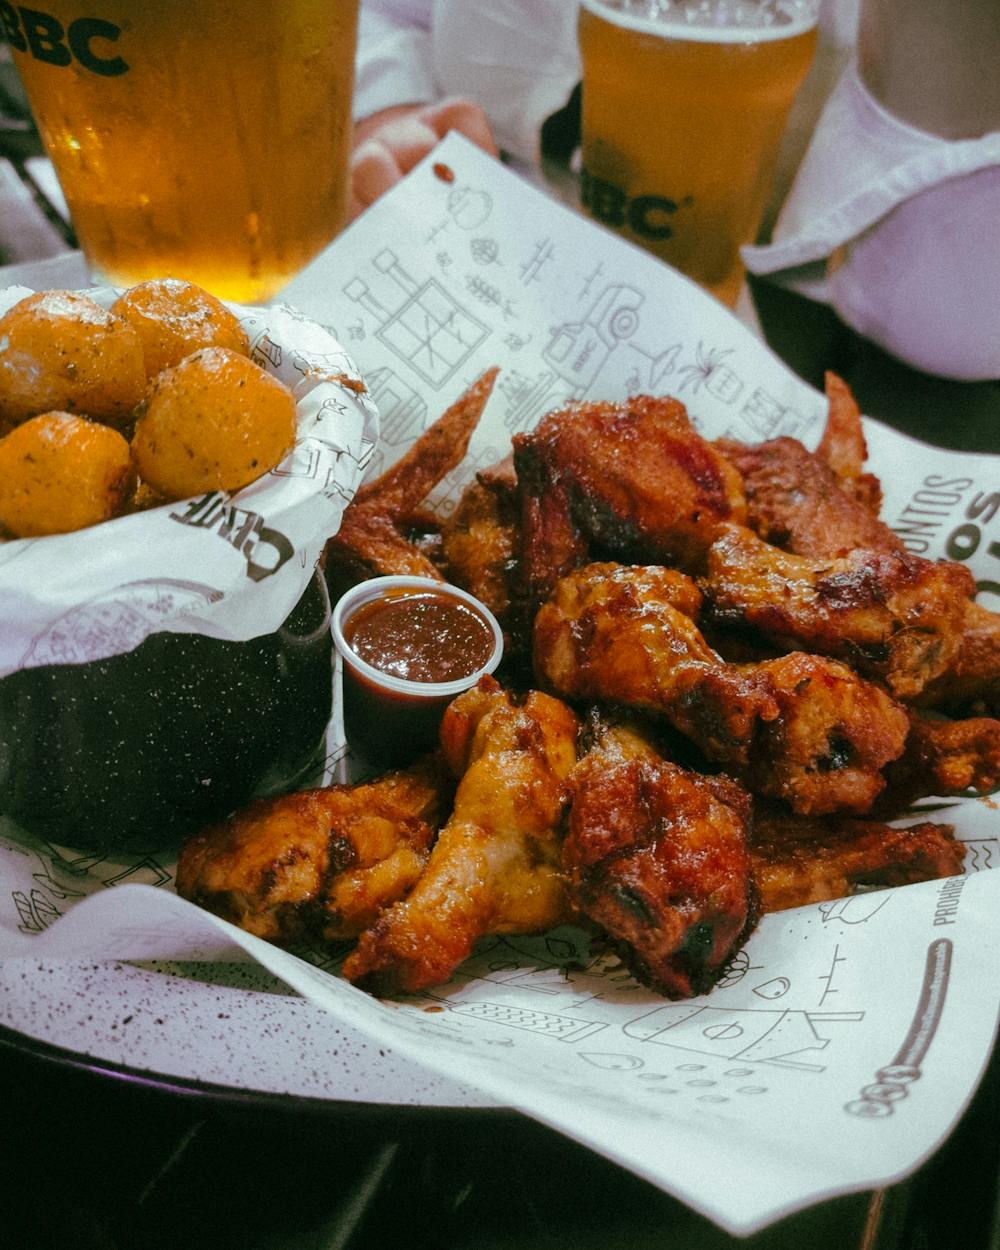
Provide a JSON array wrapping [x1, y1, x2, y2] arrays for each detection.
[[348, 97, 499, 221]]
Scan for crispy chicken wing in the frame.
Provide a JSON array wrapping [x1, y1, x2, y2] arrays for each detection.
[[565, 717, 756, 998], [917, 599, 1000, 716], [512, 394, 746, 615], [815, 372, 883, 514], [342, 677, 580, 995], [533, 562, 910, 815], [439, 454, 519, 638], [878, 710, 1000, 810], [716, 433, 902, 559], [175, 754, 453, 944], [702, 522, 974, 699], [750, 808, 966, 912], [324, 366, 498, 585]]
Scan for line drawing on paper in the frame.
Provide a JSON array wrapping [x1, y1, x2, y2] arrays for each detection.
[[520, 237, 554, 284], [845, 938, 952, 1118], [447, 1000, 608, 1042], [545, 282, 644, 392], [817, 944, 848, 1007], [820, 893, 892, 925], [738, 386, 810, 441], [677, 343, 744, 404], [623, 1003, 865, 1072], [343, 249, 490, 389]]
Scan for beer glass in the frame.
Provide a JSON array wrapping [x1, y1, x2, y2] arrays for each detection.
[[578, 0, 819, 306], [4, 0, 360, 302]]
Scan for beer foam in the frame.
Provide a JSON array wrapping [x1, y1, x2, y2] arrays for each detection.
[[580, 0, 819, 42]]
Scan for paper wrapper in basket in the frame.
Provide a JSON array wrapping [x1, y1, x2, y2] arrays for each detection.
[[1, 137, 999, 1237], [0, 288, 379, 852]]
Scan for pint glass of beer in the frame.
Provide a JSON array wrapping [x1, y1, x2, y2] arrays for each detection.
[[4, 1, 360, 302], [578, 0, 819, 306]]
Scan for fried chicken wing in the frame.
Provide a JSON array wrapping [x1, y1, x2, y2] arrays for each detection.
[[512, 394, 746, 613], [750, 808, 966, 912], [342, 677, 580, 995], [716, 433, 902, 559], [917, 599, 1000, 716], [439, 454, 519, 637], [324, 366, 499, 585], [175, 754, 454, 944], [877, 710, 1000, 810], [702, 522, 974, 699], [816, 372, 883, 514], [534, 562, 910, 814], [565, 717, 756, 998]]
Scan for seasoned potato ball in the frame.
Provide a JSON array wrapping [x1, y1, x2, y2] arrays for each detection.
[[131, 347, 297, 498], [0, 290, 146, 429], [0, 411, 134, 537], [112, 278, 250, 380]]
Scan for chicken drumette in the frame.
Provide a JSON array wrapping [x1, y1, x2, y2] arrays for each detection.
[[565, 717, 757, 998], [511, 394, 747, 626], [533, 562, 911, 815], [175, 753, 454, 945], [342, 676, 580, 995], [702, 522, 974, 699], [750, 807, 966, 912]]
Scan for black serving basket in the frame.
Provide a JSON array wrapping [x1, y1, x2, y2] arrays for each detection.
[[0, 568, 332, 855]]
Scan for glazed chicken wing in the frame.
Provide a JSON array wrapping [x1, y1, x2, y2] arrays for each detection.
[[324, 366, 498, 585], [565, 717, 756, 998], [175, 753, 453, 944], [534, 562, 910, 815], [878, 710, 1000, 811], [438, 453, 519, 638], [815, 371, 883, 514], [512, 394, 746, 612], [702, 522, 974, 699], [342, 677, 580, 995], [751, 808, 966, 912], [716, 433, 902, 559], [917, 599, 1000, 716]]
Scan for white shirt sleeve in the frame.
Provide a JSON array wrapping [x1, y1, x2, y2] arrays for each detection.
[[354, 0, 437, 122]]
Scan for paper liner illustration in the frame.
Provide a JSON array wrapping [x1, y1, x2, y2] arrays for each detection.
[[1, 137, 998, 1237]]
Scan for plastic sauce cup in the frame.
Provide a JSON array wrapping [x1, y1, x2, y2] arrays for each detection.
[[332, 576, 504, 767]]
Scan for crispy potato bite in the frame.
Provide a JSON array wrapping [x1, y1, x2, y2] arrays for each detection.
[[0, 411, 133, 536], [0, 290, 146, 429], [131, 346, 296, 498], [112, 278, 249, 380]]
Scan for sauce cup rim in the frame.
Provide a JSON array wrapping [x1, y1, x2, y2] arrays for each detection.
[[331, 574, 504, 699]]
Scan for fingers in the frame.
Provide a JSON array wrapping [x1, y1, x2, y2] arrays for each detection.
[[421, 98, 500, 156], [348, 137, 407, 220], [348, 97, 501, 220]]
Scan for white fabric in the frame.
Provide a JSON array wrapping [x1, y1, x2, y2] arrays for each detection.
[[353, 1, 436, 121], [743, 60, 1000, 379], [353, 0, 580, 165]]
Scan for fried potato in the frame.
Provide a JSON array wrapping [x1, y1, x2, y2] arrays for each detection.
[[131, 346, 296, 498], [0, 290, 146, 430], [112, 278, 250, 380], [0, 411, 133, 537]]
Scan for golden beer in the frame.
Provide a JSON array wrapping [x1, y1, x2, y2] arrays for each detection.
[[6, 0, 359, 302], [579, 0, 817, 306]]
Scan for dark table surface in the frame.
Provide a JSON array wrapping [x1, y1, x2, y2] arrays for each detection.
[[1, 1023, 998, 1250]]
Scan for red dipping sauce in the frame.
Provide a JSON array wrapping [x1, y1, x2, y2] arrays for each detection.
[[344, 590, 496, 684], [332, 576, 504, 766]]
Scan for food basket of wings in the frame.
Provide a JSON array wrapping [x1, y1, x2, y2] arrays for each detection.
[[178, 364, 996, 1001]]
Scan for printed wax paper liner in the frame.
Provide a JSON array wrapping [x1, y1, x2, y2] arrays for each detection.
[[1, 135, 999, 1236], [0, 287, 380, 679]]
